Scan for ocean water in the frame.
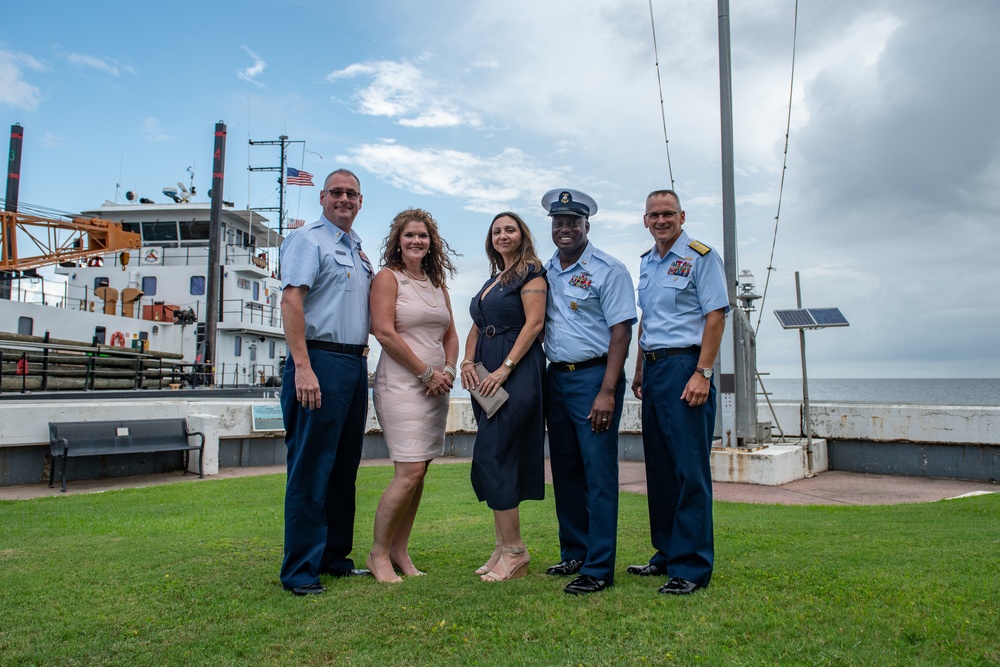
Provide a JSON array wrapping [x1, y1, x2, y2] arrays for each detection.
[[757, 377, 1000, 407], [452, 377, 1000, 406]]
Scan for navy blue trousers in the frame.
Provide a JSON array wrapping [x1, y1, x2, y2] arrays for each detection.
[[640, 353, 715, 587], [546, 364, 625, 584], [280, 349, 368, 589]]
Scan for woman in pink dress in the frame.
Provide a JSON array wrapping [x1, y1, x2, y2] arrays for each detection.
[[368, 208, 459, 583]]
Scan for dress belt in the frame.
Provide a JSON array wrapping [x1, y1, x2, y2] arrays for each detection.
[[550, 356, 608, 372], [479, 325, 522, 339], [642, 345, 700, 362], [306, 340, 370, 357]]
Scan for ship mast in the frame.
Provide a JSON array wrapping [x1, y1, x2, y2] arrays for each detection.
[[248, 135, 305, 235]]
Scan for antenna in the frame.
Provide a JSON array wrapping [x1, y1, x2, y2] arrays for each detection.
[[248, 134, 304, 235]]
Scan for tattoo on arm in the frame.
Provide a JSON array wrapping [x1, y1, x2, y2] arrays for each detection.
[[521, 289, 547, 294]]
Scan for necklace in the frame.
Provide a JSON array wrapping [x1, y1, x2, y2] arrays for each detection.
[[401, 268, 438, 307]]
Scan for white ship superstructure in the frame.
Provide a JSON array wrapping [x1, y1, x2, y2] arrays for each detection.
[[5, 200, 287, 388]]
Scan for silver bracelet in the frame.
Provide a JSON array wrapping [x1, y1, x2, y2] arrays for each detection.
[[443, 365, 457, 379], [417, 365, 434, 384]]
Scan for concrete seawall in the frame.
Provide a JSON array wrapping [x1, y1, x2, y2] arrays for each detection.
[[0, 397, 997, 486]]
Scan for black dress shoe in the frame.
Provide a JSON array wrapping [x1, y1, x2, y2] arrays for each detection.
[[564, 574, 610, 595], [546, 559, 583, 576], [626, 563, 664, 577], [331, 568, 372, 578], [289, 583, 327, 596], [657, 577, 701, 595]]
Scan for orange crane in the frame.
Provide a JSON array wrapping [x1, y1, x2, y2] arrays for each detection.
[[0, 210, 141, 272]]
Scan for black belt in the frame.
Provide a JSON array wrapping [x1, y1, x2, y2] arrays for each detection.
[[480, 324, 522, 339], [551, 356, 608, 372], [306, 340, 370, 357], [642, 346, 700, 362]]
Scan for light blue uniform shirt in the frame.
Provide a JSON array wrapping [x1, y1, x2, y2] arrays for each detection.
[[637, 230, 729, 350], [280, 215, 373, 345], [544, 242, 637, 363]]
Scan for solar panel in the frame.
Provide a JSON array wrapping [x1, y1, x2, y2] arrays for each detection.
[[774, 309, 814, 328], [809, 307, 849, 327], [774, 307, 849, 329]]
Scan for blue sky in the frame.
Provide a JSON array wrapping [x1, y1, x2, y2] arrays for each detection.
[[3, 0, 998, 378]]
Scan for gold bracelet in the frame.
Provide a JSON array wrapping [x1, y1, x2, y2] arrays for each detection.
[[460, 359, 474, 368]]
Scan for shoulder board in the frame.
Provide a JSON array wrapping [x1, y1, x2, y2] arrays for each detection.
[[688, 240, 711, 256], [640, 246, 654, 258]]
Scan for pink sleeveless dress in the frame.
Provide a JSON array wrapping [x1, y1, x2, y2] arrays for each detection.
[[372, 270, 451, 462]]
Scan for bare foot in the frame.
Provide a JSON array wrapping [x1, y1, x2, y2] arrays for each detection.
[[366, 553, 402, 584], [390, 553, 426, 577]]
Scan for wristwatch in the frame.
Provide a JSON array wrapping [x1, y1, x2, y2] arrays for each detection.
[[503, 358, 517, 370], [696, 367, 713, 379]]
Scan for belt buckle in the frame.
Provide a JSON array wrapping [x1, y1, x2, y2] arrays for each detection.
[[361, 347, 370, 358], [485, 325, 496, 338], [565, 362, 577, 371]]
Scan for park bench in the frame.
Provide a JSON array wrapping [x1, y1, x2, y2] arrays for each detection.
[[48, 418, 205, 492]]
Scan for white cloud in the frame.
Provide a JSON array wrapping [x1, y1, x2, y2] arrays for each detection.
[[341, 140, 565, 212], [66, 53, 133, 76], [140, 117, 175, 143], [327, 59, 480, 128], [238, 47, 266, 87], [0, 50, 43, 111]]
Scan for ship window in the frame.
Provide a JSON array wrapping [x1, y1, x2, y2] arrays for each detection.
[[121, 222, 140, 235], [249, 344, 257, 362], [142, 221, 178, 242], [94, 326, 106, 345], [234, 336, 242, 357], [17, 316, 33, 336], [94, 277, 109, 289], [269, 340, 275, 359], [253, 282, 260, 300], [190, 276, 206, 295], [179, 220, 210, 241], [142, 276, 157, 295]]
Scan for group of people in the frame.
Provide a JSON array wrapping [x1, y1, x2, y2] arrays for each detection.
[[277, 169, 730, 598]]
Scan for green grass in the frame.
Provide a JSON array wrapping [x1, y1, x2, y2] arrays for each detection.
[[1, 464, 998, 666]]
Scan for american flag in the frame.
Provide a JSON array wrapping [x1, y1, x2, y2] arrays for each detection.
[[286, 167, 314, 186]]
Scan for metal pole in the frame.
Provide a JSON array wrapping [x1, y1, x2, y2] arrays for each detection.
[[717, 0, 758, 446], [205, 122, 227, 385], [795, 271, 814, 471], [278, 135, 288, 235]]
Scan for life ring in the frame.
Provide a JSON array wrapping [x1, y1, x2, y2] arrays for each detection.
[[109, 331, 127, 347]]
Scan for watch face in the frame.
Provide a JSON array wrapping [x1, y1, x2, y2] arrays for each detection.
[[701, 368, 713, 378]]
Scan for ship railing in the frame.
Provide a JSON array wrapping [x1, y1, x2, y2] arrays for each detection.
[[0, 338, 188, 394], [1, 340, 284, 394], [220, 298, 283, 329], [208, 362, 283, 389], [224, 245, 277, 276]]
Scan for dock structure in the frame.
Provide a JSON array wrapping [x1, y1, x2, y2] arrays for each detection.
[[0, 397, 996, 488]]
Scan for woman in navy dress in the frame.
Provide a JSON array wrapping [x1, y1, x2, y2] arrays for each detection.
[[459, 211, 547, 582]]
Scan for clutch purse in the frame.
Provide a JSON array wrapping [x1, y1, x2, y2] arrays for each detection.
[[472, 362, 509, 419]]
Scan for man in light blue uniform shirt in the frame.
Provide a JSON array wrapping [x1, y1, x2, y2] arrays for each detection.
[[628, 189, 729, 595], [541, 188, 636, 595], [279, 169, 374, 595]]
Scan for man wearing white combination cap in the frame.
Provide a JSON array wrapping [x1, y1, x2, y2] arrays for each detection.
[[541, 188, 636, 595]]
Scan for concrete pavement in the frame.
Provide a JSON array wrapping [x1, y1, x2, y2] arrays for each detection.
[[1, 457, 995, 504]]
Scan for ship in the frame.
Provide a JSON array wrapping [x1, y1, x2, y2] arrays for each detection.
[[1, 194, 286, 392]]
